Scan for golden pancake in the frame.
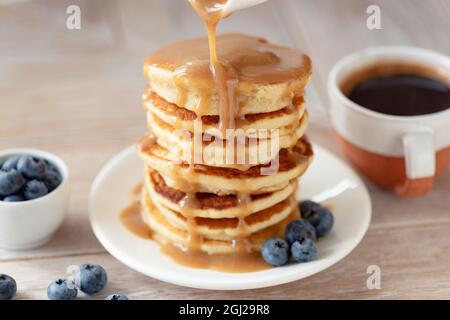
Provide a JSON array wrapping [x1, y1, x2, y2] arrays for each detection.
[[144, 91, 306, 134], [147, 110, 309, 168], [137, 135, 313, 194], [152, 196, 295, 241], [145, 167, 298, 218], [141, 188, 299, 254], [144, 33, 312, 117]]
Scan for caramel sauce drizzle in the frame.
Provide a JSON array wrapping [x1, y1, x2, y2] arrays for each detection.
[[171, 0, 253, 254], [188, 0, 237, 133]]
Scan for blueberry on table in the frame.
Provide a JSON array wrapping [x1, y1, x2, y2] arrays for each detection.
[[47, 279, 78, 300], [106, 294, 129, 300], [23, 180, 48, 200], [261, 238, 290, 266], [3, 193, 25, 202], [0, 274, 17, 300], [304, 207, 334, 237], [285, 219, 316, 245], [291, 238, 317, 263], [17, 155, 47, 180], [74, 264, 108, 295], [299, 200, 321, 219], [0, 169, 25, 197], [1, 155, 21, 171]]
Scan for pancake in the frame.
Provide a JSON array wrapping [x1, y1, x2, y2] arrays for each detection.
[[152, 195, 295, 241], [137, 135, 314, 194], [141, 188, 300, 254], [144, 33, 312, 117], [147, 110, 309, 168], [145, 167, 298, 218], [144, 91, 306, 134]]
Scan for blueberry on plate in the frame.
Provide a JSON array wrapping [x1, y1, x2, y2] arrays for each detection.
[[291, 239, 317, 263], [43, 167, 62, 192], [0, 169, 25, 197], [3, 193, 25, 202], [106, 294, 129, 300], [1, 155, 21, 171], [285, 219, 316, 245], [0, 274, 17, 300], [17, 155, 47, 180], [74, 264, 108, 295], [261, 238, 290, 266], [303, 206, 334, 237], [23, 180, 48, 200], [299, 200, 321, 219], [47, 279, 78, 300]]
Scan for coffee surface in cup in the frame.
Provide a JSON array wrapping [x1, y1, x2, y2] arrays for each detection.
[[344, 64, 450, 116]]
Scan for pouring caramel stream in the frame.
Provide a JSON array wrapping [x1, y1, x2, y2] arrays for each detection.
[[189, 0, 237, 133]]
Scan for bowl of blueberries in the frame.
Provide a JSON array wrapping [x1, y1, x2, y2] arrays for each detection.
[[0, 149, 70, 250]]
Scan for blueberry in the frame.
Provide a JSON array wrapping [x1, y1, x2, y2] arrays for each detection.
[[43, 168, 62, 192], [23, 180, 48, 200], [261, 238, 290, 266], [0, 274, 17, 300], [0, 169, 25, 196], [304, 207, 334, 237], [299, 200, 321, 219], [47, 279, 78, 300], [285, 219, 316, 245], [17, 155, 47, 180], [74, 264, 108, 295], [106, 294, 129, 300], [291, 239, 317, 262], [2, 155, 21, 171], [3, 193, 25, 202]]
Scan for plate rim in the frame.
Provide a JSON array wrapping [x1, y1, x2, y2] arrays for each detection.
[[89, 144, 372, 290]]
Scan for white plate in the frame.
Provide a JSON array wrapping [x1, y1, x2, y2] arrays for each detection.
[[89, 144, 371, 290]]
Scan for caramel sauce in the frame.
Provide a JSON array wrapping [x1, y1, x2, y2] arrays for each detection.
[[233, 193, 252, 252], [131, 182, 143, 198], [145, 34, 312, 91], [120, 183, 152, 239], [179, 192, 204, 250], [120, 201, 153, 240], [189, 0, 237, 133], [161, 243, 270, 273], [145, 26, 311, 134]]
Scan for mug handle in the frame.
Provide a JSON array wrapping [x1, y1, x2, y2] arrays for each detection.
[[395, 128, 436, 197]]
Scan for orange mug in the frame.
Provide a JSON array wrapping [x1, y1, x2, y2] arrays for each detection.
[[328, 47, 450, 197]]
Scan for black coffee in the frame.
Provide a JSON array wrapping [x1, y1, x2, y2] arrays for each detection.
[[347, 73, 450, 116]]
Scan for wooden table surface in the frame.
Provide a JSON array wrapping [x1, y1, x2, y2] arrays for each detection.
[[1, 0, 450, 300]]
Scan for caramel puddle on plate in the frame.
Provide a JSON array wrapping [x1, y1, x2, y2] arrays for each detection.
[[160, 243, 271, 273], [120, 200, 153, 240]]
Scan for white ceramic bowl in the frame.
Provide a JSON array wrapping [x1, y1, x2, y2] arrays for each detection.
[[0, 149, 70, 250]]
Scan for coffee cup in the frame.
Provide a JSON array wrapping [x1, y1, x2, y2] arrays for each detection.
[[328, 46, 450, 197]]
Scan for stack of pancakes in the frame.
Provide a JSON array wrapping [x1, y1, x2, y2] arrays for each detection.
[[137, 33, 313, 255]]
